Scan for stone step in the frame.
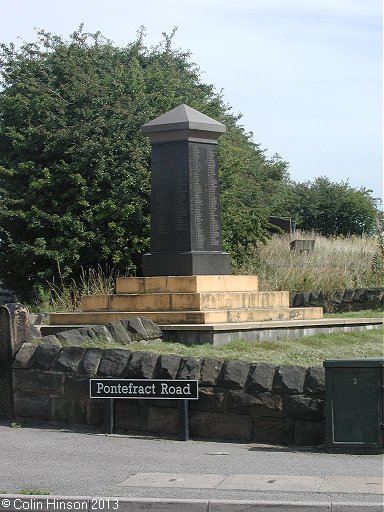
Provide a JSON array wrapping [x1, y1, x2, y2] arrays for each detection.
[[115, 275, 259, 294], [49, 307, 323, 326], [82, 291, 289, 312]]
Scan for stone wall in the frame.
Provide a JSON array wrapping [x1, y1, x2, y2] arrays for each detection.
[[12, 343, 325, 446], [290, 287, 384, 312], [0, 304, 31, 420]]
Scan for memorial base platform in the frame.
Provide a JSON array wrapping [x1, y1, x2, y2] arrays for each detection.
[[48, 275, 323, 326]]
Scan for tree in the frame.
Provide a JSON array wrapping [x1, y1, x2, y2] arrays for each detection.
[[274, 177, 379, 236], [219, 127, 289, 262], [0, 27, 288, 300]]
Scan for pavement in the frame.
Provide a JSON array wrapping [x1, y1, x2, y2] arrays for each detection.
[[0, 422, 383, 511]]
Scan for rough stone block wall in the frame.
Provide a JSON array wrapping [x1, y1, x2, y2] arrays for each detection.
[[290, 287, 384, 312], [12, 343, 326, 446]]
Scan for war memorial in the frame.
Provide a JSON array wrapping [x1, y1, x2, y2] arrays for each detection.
[[47, 104, 327, 344]]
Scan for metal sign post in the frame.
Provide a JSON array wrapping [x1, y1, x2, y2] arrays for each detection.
[[90, 379, 199, 440], [103, 398, 114, 435], [178, 399, 189, 441]]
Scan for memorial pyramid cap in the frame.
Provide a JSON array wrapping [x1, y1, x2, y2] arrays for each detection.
[[141, 104, 226, 142]]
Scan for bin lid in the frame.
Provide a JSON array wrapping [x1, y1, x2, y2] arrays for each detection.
[[323, 358, 384, 368]]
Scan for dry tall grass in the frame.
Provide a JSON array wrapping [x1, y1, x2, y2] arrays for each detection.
[[39, 265, 117, 312], [235, 232, 384, 292]]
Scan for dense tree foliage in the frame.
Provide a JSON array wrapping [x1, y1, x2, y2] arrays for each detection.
[[0, 27, 286, 300], [274, 177, 379, 236]]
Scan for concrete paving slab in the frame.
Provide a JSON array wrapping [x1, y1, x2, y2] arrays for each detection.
[[208, 500, 331, 511], [331, 503, 384, 512], [319, 476, 383, 495], [119, 472, 227, 488], [110, 497, 208, 512], [218, 474, 324, 492], [118, 472, 384, 495]]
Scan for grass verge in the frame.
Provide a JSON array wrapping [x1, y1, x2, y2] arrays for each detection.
[[64, 328, 384, 367], [324, 308, 383, 318]]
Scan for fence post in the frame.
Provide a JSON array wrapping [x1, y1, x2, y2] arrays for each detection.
[[0, 304, 31, 420]]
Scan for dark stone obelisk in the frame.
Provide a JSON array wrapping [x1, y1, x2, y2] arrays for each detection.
[[141, 104, 231, 276]]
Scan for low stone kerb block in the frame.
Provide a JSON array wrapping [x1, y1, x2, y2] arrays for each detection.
[[177, 357, 202, 380], [200, 358, 223, 386], [53, 347, 85, 373], [13, 343, 37, 369], [273, 365, 307, 394], [154, 354, 182, 379], [304, 367, 325, 396], [78, 348, 103, 376], [29, 343, 61, 371], [106, 321, 132, 344], [126, 351, 158, 379], [246, 363, 277, 392], [218, 360, 251, 389], [97, 349, 131, 377]]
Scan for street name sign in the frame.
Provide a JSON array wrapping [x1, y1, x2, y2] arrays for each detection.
[[89, 379, 199, 400]]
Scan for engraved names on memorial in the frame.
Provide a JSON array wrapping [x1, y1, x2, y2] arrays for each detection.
[[150, 142, 191, 253], [190, 143, 222, 251], [151, 142, 224, 254]]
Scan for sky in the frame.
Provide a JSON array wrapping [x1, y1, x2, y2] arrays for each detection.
[[1, 0, 383, 201]]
